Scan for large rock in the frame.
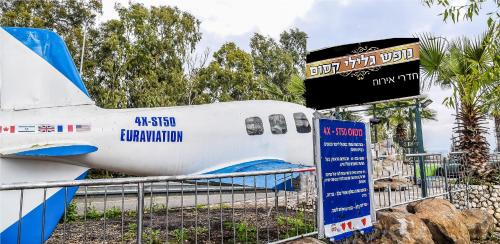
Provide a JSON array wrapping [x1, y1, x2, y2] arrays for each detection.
[[408, 199, 470, 244], [374, 178, 409, 191], [461, 208, 495, 240], [375, 209, 434, 244]]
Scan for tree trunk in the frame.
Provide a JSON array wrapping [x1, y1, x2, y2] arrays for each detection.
[[456, 103, 491, 177], [495, 116, 500, 152]]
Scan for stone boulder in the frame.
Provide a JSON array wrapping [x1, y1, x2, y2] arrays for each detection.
[[407, 199, 470, 244], [374, 209, 434, 244], [374, 178, 409, 191], [461, 208, 495, 240]]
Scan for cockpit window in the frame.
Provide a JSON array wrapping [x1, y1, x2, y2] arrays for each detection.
[[269, 114, 287, 134], [245, 117, 264, 135], [293, 112, 311, 133]]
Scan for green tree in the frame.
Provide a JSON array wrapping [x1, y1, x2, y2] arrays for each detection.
[[419, 31, 499, 177], [0, 0, 102, 70], [482, 54, 500, 152], [250, 30, 308, 104], [279, 28, 308, 76], [250, 33, 294, 91], [197, 42, 262, 102], [485, 85, 500, 152], [367, 101, 437, 146], [422, 0, 499, 27], [84, 3, 201, 108]]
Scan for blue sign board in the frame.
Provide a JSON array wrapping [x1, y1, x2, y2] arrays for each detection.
[[315, 119, 374, 241]]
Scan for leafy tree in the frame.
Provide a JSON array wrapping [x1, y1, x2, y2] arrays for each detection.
[[84, 3, 202, 108], [367, 101, 437, 146], [279, 28, 308, 76], [250, 30, 308, 104], [197, 42, 263, 102], [250, 33, 294, 91], [423, 0, 500, 154], [199, 30, 309, 105], [420, 31, 499, 177], [422, 0, 499, 27], [0, 0, 102, 70], [482, 55, 500, 152]]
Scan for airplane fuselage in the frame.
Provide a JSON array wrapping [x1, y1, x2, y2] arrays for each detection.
[[0, 100, 315, 176]]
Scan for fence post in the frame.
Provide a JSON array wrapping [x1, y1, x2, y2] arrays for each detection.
[[443, 157, 452, 203], [415, 100, 427, 197], [463, 154, 471, 209], [137, 182, 144, 244]]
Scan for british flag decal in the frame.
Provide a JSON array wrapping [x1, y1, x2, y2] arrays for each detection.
[[38, 125, 55, 132]]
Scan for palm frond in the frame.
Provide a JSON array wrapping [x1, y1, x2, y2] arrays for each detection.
[[417, 32, 448, 89]]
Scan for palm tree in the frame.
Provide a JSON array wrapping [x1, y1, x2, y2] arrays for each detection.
[[483, 41, 500, 152], [366, 101, 437, 147], [419, 30, 498, 177], [484, 79, 500, 152]]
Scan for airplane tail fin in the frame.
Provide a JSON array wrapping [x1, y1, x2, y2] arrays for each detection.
[[0, 27, 92, 243], [0, 27, 94, 110]]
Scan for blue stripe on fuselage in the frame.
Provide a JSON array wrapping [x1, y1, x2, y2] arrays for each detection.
[[1, 171, 88, 244], [204, 159, 306, 190], [15, 145, 98, 157]]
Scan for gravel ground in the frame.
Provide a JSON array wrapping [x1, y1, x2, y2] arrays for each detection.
[[47, 205, 316, 244]]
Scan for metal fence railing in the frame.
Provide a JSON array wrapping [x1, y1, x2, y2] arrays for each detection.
[[1, 168, 317, 244], [2, 151, 494, 243], [371, 152, 470, 211]]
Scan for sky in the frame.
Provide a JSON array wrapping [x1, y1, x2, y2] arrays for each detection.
[[101, 0, 497, 153]]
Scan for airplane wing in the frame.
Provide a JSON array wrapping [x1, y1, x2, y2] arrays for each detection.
[[0, 144, 97, 157]]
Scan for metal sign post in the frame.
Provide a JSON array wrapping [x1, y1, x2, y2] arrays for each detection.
[[314, 117, 375, 241]]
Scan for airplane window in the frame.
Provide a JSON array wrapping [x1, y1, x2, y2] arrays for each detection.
[[293, 112, 311, 133], [269, 114, 287, 134], [245, 117, 264, 135]]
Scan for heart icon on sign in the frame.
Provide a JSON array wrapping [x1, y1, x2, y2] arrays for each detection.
[[361, 218, 367, 226], [341, 222, 346, 231], [347, 221, 352, 229]]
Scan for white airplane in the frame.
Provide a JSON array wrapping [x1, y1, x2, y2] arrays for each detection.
[[0, 27, 314, 243]]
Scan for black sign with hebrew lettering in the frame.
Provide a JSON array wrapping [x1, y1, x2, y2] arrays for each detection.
[[304, 38, 420, 109]]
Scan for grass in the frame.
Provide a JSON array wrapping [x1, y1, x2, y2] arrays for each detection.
[[104, 206, 122, 218], [171, 229, 189, 243], [143, 228, 162, 243], [276, 211, 315, 239], [144, 203, 166, 214], [192, 226, 208, 236], [195, 204, 206, 210], [224, 221, 257, 243], [124, 223, 137, 241], [65, 201, 79, 222], [85, 205, 103, 220]]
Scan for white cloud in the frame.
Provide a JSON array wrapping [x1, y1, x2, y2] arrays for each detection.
[[102, 0, 316, 38]]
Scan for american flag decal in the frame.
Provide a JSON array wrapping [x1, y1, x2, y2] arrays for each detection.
[[76, 124, 91, 132], [38, 125, 55, 133]]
